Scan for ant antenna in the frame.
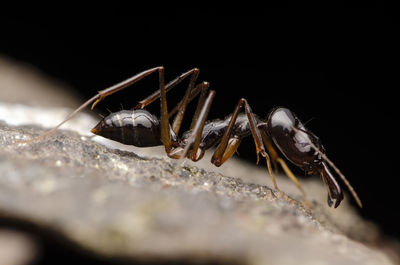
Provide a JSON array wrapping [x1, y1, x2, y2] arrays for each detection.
[[303, 117, 315, 126], [292, 127, 363, 208]]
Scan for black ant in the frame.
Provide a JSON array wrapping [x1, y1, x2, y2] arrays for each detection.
[[18, 66, 362, 208]]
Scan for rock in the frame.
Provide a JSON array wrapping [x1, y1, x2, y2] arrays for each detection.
[[0, 102, 398, 265]]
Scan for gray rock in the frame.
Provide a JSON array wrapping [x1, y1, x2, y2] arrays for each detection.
[[0, 105, 397, 264]]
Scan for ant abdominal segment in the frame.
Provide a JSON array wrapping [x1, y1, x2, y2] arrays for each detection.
[[19, 66, 362, 209]]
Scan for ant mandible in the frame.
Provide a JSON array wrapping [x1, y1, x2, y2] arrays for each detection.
[[19, 66, 362, 208]]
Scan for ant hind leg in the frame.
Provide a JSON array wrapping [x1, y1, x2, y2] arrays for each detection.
[[17, 67, 164, 144]]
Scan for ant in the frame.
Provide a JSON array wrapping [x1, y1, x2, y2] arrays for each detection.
[[18, 66, 362, 209]]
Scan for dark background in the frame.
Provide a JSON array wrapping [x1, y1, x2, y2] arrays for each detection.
[[1, 5, 399, 243]]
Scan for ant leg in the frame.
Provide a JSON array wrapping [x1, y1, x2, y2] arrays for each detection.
[[17, 66, 163, 144], [134, 68, 204, 135], [259, 130, 311, 206], [188, 82, 210, 130], [135, 68, 200, 110], [91, 67, 163, 110], [158, 67, 173, 152], [157, 67, 199, 154], [211, 137, 241, 166], [168, 81, 210, 120], [180, 90, 216, 161], [259, 131, 312, 207], [276, 157, 312, 207], [164, 83, 211, 160], [162, 83, 211, 160], [260, 134, 279, 172], [171, 69, 199, 135], [158, 68, 211, 155], [93, 65, 177, 153], [210, 98, 277, 189]]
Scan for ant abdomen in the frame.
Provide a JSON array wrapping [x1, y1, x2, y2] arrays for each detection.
[[91, 109, 163, 147]]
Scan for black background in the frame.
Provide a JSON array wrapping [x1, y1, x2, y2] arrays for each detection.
[[1, 4, 399, 242]]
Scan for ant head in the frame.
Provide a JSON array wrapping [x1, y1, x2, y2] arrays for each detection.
[[261, 107, 357, 208], [263, 107, 326, 173]]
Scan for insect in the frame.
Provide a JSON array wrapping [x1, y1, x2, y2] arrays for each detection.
[[19, 66, 362, 208]]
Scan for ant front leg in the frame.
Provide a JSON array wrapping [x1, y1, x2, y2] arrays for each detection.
[[210, 98, 278, 190], [258, 125, 312, 207]]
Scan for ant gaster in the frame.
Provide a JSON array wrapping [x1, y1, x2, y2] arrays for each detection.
[[19, 67, 362, 208]]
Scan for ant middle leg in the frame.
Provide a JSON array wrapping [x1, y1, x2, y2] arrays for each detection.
[[210, 98, 277, 189], [135, 68, 200, 110]]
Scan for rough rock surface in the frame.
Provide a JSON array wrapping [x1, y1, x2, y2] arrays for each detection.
[[0, 106, 397, 265]]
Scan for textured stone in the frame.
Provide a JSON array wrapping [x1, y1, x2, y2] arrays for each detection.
[[0, 103, 397, 264]]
